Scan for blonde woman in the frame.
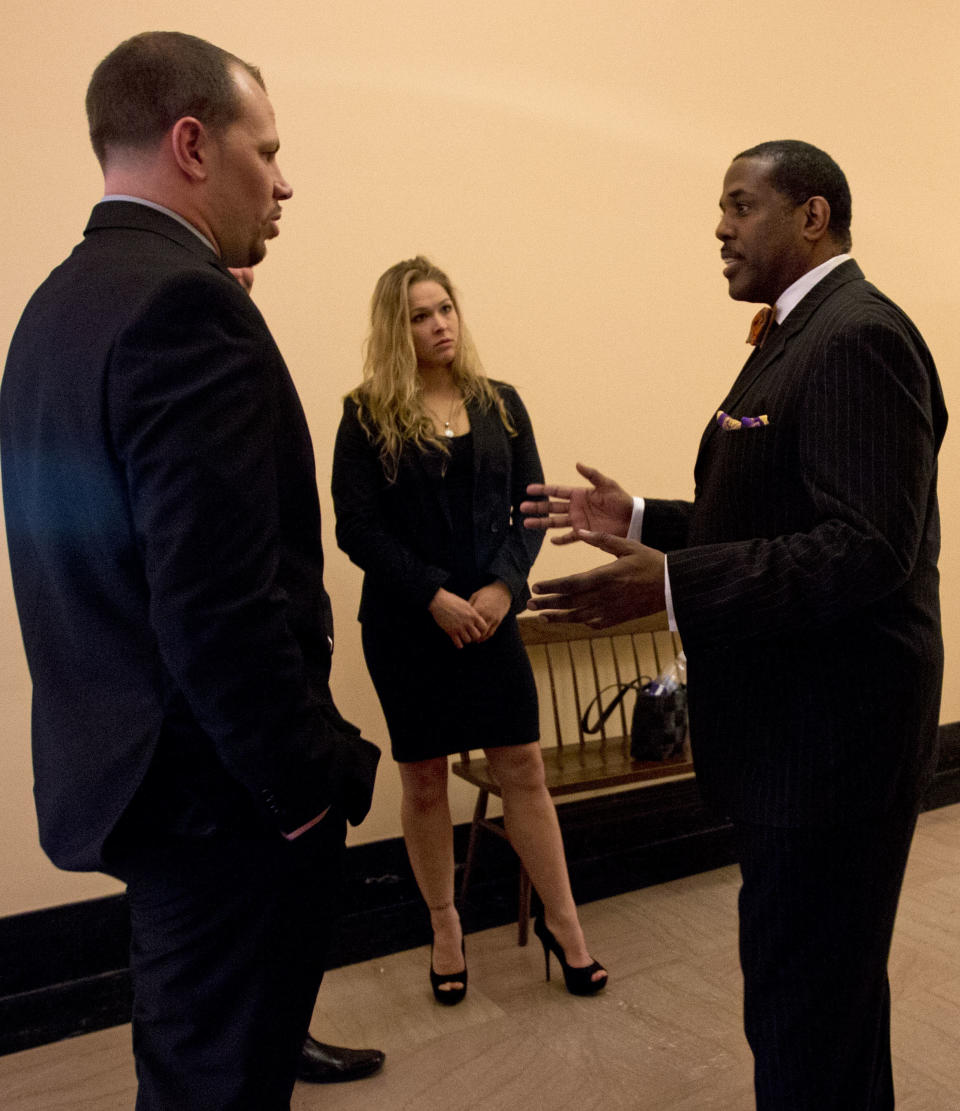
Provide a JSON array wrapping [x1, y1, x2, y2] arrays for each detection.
[[332, 257, 606, 1004]]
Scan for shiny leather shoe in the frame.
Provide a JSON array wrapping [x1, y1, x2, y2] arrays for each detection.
[[296, 1035, 385, 1083]]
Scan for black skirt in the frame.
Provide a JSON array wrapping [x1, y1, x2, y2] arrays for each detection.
[[361, 608, 539, 763]]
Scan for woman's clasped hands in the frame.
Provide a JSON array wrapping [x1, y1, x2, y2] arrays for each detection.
[[428, 581, 511, 648]]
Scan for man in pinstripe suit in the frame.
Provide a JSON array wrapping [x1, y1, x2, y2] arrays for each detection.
[[523, 141, 946, 1108]]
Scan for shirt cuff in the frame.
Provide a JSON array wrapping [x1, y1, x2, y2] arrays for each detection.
[[627, 496, 645, 540], [630, 497, 678, 633], [664, 557, 678, 632]]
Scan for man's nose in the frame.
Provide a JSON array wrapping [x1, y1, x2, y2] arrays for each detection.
[[274, 170, 293, 200]]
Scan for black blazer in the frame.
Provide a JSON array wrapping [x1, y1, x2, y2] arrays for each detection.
[[331, 382, 544, 623], [1, 202, 378, 871], [643, 261, 947, 825]]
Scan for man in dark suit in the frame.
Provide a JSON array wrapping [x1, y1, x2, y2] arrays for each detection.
[[522, 140, 946, 1108], [1, 32, 381, 1109], [228, 264, 387, 1087]]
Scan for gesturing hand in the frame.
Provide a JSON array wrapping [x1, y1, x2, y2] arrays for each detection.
[[527, 532, 666, 628], [520, 462, 634, 545], [428, 587, 489, 648]]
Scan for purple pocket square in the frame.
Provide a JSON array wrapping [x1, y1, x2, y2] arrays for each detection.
[[716, 409, 769, 431]]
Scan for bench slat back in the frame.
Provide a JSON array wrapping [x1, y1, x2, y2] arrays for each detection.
[[518, 613, 682, 751]]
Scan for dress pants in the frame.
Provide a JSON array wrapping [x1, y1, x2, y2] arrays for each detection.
[[733, 805, 919, 1111], [113, 813, 345, 1111]]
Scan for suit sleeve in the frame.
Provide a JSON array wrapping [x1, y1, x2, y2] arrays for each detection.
[[640, 498, 694, 552], [484, 385, 545, 606], [110, 270, 377, 833], [667, 314, 942, 649], [331, 397, 450, 609]]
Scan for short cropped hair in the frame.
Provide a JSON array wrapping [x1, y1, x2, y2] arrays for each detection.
[[735, 140, 852, 252], [86, 31, 264, 165]]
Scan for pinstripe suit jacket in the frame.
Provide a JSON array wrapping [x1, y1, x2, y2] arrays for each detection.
[[643, 260, 947, 826]]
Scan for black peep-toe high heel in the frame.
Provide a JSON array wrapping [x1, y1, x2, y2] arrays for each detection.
[[533, 914, 607, 996], [430, 939, 467, 1005]]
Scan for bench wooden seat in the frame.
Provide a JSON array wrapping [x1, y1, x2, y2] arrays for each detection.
[[451, 612, 694, 944]]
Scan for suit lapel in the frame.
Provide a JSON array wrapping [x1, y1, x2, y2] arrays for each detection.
[[468, 397, 495, 506], [698, 260, 865, 456], [718, 322, 789, 415]]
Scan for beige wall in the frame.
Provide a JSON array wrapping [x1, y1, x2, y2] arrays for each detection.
[[2, 0, 958, 915]]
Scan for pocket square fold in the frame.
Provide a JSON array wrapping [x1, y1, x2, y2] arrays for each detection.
[[716, 410, 769, 431]]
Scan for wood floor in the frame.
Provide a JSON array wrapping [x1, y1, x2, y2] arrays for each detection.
[[3, 802, 960, 1110]]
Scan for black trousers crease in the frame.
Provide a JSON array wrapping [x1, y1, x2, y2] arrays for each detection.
[[111, 815, 346, 1111], [734, 806, 918, 1111]]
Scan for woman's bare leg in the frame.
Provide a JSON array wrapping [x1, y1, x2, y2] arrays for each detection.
[[397, 758, 465, 988], [485, 743, 605, 983]]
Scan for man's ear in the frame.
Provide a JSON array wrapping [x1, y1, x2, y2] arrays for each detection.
[[170, 117, 209, 182], [802, 195, 832, 243]]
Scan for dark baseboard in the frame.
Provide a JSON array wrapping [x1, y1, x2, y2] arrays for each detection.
[[3, 722, 959, 1057]]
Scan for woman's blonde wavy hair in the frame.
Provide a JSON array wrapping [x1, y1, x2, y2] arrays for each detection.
[[349, 256, 514, 481]]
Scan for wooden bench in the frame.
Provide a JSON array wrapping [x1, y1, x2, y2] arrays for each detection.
[[451, 612, 694, 944]]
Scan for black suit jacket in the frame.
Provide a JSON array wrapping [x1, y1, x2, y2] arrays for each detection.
[[643, 261, 947, 826], [1, 201, 378, 871], [331, 383, 544, 623]]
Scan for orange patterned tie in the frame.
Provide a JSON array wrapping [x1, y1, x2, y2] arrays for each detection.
[[747, 306, 776, 346]]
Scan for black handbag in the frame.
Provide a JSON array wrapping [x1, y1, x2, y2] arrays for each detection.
[[581, 677, 688, 761]]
